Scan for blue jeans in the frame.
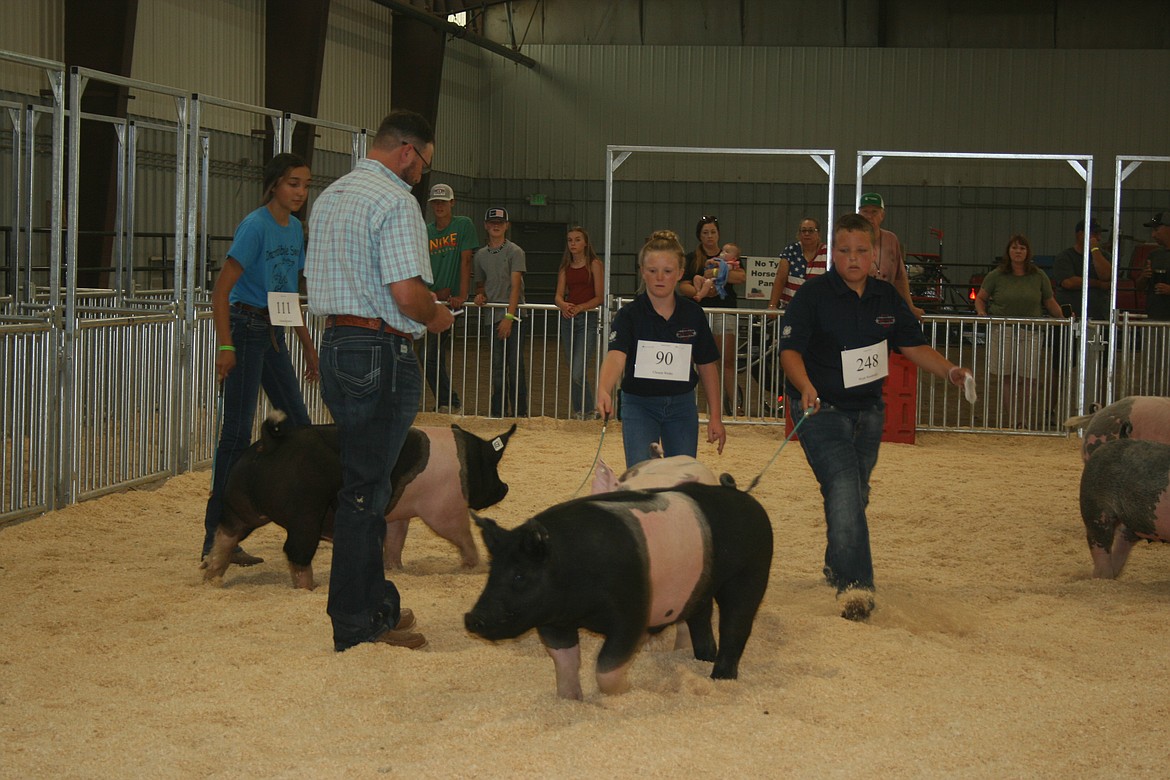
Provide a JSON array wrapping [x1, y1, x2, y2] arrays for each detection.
[[490, 321, 527, 417], [418, 328, 460, 410], [789, 398, 884, 593], [619, 390, 699, 469], [319, 325, 422, 650], [202, 308, 311, 556], [559, 311, 596, 414]]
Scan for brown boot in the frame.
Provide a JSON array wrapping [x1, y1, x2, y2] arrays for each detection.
[[395, 608, 416, 631], [371, 626, 427, 649], [230, 548, 264, 567]]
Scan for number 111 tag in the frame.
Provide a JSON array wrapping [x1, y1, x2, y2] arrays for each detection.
[[267, 292, 304, 327]]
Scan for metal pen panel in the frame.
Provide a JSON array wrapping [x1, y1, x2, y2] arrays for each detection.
[[0, 316, 52, 524], [72, 310, 176, 502]]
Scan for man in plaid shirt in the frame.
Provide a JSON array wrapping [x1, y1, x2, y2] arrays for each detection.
[[307, 110, 454, 652]]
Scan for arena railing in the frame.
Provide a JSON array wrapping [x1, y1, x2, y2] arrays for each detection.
[[0, 314, 53, 523], [8, 288, 1164, 525], [71, 307, 179, 501]]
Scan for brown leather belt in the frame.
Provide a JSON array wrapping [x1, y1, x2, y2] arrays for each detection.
[[233, 302, 269, 318], [325, 314, 413, 341]]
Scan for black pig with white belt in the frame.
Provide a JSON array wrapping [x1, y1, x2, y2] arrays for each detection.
[[464, 483, 772, 699]]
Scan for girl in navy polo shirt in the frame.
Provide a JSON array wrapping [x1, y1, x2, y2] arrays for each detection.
[[596, 230, 726, 468]]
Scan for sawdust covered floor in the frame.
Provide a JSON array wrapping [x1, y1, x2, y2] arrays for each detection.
[[2, 417, 1168, 778]]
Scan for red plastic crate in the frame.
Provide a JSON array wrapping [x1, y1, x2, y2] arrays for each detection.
[[783, 351, 917, 444], [881, 352, 917, 444]]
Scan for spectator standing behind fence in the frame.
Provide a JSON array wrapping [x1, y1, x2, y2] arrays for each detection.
[[473, 207, 528, 418], [678, 216, 744, 416], [858, 192, 924, 320], [1138, 212, 1170, 321], [554, 226, 603, 419], [767, 217, 828, 311], [596, 229, 726, 469], [200, 153, 318, 568], [306, 110, 453, 651], [974, 234, 1065, 427], [1051, 218, 1112, 320], [692, 242, 741, 301], [780, 213, 972, 622], [423, 183, 477, 413]]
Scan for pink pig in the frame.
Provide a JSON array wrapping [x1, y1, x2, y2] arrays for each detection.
[[591, 450, 719, 495], [380, 424, 516, 569], [1065, 396, 1170, 463]]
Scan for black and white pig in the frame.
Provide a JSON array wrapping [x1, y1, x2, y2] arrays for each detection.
[[201, 413, 515, 589], [1080, 438, 1170, 578], [1064, 395, 1170, 463], [464, 482, 773, 700]]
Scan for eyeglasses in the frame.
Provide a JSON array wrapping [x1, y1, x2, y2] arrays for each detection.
[[699, 215, 719, 225], [404, 141, 433, 174], [799, 227, 819, 234]]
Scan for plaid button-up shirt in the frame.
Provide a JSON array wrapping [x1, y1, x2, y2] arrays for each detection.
[[306, 158, 432, 336]]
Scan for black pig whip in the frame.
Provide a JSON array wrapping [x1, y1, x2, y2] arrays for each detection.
[[209, 383, 224, 493], [744, 404, 815, 495], [569, 414, 609, 498]]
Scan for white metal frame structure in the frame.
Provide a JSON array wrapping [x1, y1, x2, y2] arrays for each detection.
[[1109, 154, 1170, 405], [856, 149, 1096, 416], [603, 144, 838, 333]]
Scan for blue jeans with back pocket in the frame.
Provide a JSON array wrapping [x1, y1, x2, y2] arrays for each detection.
[[319, 325, 422, 650], [618, 389, 699, 469]]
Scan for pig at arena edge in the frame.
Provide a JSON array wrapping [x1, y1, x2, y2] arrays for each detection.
[[201, 412, 516, 589], [1064, 395, 1170, 463], [1079, 438, 1170, 578], [464, 482, 773, 700]]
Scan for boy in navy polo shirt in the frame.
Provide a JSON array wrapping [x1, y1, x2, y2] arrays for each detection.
[[780, 213, 972, 621]]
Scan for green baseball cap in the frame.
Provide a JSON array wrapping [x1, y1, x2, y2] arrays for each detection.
[[859, 192, 884, 209]]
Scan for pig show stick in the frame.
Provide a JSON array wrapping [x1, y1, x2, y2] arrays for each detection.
[[569, 414, 609, 498], [744, 405, 815, 495], [209, 382, 224, 494]]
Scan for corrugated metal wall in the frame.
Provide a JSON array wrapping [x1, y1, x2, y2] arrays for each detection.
[[3, 1, 1169, 303], [462, 44, 1168, 188], [132, 0, 265, 136], [0, 0, 63, 93], [315, 0, 391, 145]]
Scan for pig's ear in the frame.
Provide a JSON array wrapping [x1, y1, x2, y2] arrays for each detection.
[[498, 424, 518, 447], [472, 512, 503, 550], [591, 460, 616, 494], [519, 521, 550, 562]]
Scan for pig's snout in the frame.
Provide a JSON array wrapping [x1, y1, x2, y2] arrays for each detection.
[[464, 611, 488, 634]]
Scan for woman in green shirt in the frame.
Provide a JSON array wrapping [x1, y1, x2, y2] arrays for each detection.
[[974, 234, 1065, 427]]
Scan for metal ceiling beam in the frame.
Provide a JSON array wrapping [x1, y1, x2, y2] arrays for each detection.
[[370, 0, 537, 69]]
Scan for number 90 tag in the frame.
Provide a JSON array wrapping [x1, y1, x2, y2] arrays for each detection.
[[634, 340, 691, 382]]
